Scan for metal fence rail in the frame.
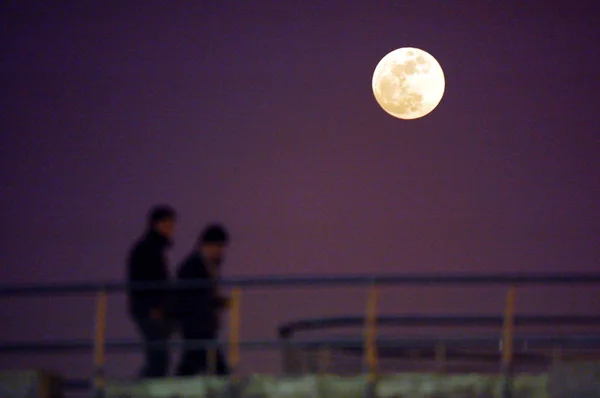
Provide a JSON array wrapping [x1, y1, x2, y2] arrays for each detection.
[[3, 334, 600, 353], [278, 315, 600, 337], [1, 272, 600, 296], [1, 272, 600, 398]]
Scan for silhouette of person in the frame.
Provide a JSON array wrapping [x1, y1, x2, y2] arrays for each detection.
[[126, 205, 176, 378], [175, 223, 230, 376]]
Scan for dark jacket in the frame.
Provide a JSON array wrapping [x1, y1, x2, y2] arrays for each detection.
[[127, 230, 171, 319], [176, 252, 224, 332]]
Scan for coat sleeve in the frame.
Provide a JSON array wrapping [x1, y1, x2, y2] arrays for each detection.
[[176, 258, 214, 315], [128, 246, 164, 310]]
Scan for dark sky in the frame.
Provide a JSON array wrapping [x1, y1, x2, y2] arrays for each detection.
[[1, 1, 599, 380]]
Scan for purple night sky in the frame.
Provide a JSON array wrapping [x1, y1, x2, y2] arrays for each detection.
[[1, 1, 599, 380]]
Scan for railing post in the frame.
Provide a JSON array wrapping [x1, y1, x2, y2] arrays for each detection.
[[317, 346, 331, 375], [551, 344, 562, 364], [207, 347, 217, 375], [501, 285, 517, 398], [228, 287, 242, 373], [364, 282, 379, 398], [279, 330, 298, 375], [435, 341, 447, 374], [91, 288, 108, 398], [228, 288, 242, 398]]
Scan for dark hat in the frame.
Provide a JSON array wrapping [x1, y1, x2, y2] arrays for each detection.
[[148, 205, 177, 225], [200, 223, 229, 244]]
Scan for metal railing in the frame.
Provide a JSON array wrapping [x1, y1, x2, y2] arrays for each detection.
[[278, 314, 600, 337], [1, 272, 600, 398], [2, 272, 600, 296]]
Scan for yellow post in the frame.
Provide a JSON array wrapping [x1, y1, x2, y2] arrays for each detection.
[[228, 287, 242, 375], [551, 345, 562, 363], [207, 348, 217, 375], [435, 342, 447, 374], [501, 286, 517, 368], [364, 283, 379, 381], [317, 347, 331, 375], [92, 289, 108, 396], [500, 285, 517, 398]]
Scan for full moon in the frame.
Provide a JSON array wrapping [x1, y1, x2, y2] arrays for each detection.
[[372, 47, 445, 120]]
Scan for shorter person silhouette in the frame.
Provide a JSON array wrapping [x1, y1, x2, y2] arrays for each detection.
[[175, 224, 231, 376]]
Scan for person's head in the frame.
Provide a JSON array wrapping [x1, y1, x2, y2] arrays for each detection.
[[147, 205, 177, 240], [198, 223, 229, 265]]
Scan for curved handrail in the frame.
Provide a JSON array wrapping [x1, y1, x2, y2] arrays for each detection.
[[278, 315, 600, 337], [1, 272, 600, 296]]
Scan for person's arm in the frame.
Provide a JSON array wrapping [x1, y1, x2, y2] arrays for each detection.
[[129, 248, 165, 318], [206, 265, 230, 310], [177, 259, 215, 314], [213, 280, 230, 310], [216, 295, 230, 309]]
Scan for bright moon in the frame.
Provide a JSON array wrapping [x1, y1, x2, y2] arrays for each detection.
[[372, 47, 445, 120]]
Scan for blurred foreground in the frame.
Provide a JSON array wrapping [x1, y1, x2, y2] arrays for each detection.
[[2, 362, 600, 398]]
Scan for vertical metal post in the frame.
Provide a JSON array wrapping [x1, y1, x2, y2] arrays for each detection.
[[363, 282, 379, 398], [435, 342, 447, 374], [279, 329, 293, 375], [501, 286, 516, 398], [91, 289, 108, 398], [228, 288, 242, 373], [228, 288, 242, 398], [279, 330, 296, 375], [317, 346, 331, 375], [551, 344, 562, 364], [207, 347, 217, 375]]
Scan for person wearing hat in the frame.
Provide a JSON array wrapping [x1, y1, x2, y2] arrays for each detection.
[[126, 205, 177, 378], [175, 223, 231, 376]]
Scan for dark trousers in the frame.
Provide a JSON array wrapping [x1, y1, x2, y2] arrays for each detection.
[[134, 318, 171, 378], [176, 317, 229, 376]]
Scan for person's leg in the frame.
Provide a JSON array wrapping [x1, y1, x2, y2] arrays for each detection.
[[135, 318, 170, 378], [216, 349, 230, 376], [176, 318, 209, 376]]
